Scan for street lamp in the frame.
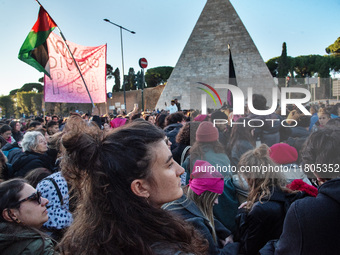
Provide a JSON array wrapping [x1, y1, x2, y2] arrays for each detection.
[[104, 18, 135, 111]]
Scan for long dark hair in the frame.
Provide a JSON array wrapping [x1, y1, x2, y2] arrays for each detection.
[[58, 116, 207, 255], [0, 178, 26, 220]]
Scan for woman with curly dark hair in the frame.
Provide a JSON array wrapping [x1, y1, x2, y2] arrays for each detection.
[[58, 116, 208, 255]]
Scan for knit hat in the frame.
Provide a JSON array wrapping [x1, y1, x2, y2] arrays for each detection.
[[189, 160, 224, 195], [196, 121, 219, 142], [110, 117, 127, 128], [270, 143, 298, 164], [194, 114, 208, 122]]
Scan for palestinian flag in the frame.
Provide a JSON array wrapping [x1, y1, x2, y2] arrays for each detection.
[[18, 7, 57, 78]]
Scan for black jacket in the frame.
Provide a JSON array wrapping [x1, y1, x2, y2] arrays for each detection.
[[2, 142, 24, 164], [165, 195, 239, 255], [275, 178, 340, 255], [12, 151, 54, 177], [247, 113, 281, 147], [164, 123, 183, 151], [290, 126, 310, 139], [172, 143, 189, 165], [239, 188, 305, 255]]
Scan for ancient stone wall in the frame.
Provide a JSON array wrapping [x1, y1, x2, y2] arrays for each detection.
[[96, 85, 165, 115]]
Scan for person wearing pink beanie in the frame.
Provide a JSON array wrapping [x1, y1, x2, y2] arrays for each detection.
[[164, 160, 240, 255], [181, 121, 238, 232], [110, 116, 127, 129]]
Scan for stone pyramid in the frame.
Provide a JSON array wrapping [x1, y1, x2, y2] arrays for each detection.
[[155, 0, 276, 111]]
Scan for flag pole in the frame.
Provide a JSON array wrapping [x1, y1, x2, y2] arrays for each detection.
[[34, 0, 95, 109]]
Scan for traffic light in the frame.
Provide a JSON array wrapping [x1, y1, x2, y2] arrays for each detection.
[[134, 74, 138, 87], [285, 76, 291, 87], [138, 72, 144, 89], [134, 71, 144, 89]]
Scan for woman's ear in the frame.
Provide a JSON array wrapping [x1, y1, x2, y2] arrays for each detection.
[[130, 179, 151, 198], [2, 208, 18, 223]]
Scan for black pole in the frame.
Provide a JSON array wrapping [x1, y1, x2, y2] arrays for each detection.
[[141, 69, 144, 111]]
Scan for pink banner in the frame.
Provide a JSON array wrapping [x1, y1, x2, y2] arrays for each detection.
[[44, 32, 107, 103]]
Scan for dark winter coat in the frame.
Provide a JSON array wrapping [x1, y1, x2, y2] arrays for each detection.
[[247, 113, 281, 147], [12, 131, 24, 143], [275, 178, 340, 255], [0, 222, 56, 255], [238, 188, 306, 255], [172, 143, 190, 165], [2, 142, 24, 164], [164, 123, 183, 151], [165, 195, 240, 255], [290, 126, 310, 139], [229, 139, 254, 167], [12, 151, 54, 177]]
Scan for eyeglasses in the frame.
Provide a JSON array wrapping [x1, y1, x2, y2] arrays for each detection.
[[14, 191, 42, 207]]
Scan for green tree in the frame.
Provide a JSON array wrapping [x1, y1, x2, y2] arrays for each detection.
[[326, 37, 340, 55], [145, 66, 173, 87], [16, 91, 43, 116], [32, 93, 43, 115], [20, 83, 43, 93], [106, 64, 114, 80], [278, 43, 289, 77], [9, 83, 43, 96], [126, 67, 136, 91], [0, 95, 15, 118], [277, 42, 290, 87], [112, 68, 121, 92], [266, 57, 279, 77], [329, 55, 340, 73], [9, 89, 19, 96]]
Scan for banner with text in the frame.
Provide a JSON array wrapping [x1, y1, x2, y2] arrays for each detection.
[[44, 32, 107, 103]]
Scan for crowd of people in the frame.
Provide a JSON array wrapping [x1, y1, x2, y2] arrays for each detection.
[[0, 95, 339, 254]]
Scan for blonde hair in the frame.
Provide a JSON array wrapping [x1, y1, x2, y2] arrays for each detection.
[[186, 188, 219, 243], [286, 110, 301, 125], [238, 144, 289, 210]]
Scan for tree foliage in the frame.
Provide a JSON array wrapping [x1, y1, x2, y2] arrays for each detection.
[[126, 67, 136, 91], [0, 95, 15, 118], [326, 37, 340, 55], [16, 92, 43, 116], [145, 66, 173, 87], [10, 83, 43, 95], [267, 54, 340, 79], [106, 64, 114, 80], [112, 68, 121, 92], [277, 42, 289, 78]]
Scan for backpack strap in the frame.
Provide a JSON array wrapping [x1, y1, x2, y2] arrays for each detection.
[[44, 177, 64, 206], [180, 146, 191, 165]]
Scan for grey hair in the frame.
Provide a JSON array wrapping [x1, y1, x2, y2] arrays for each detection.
[[21, 131, 45, 152]]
